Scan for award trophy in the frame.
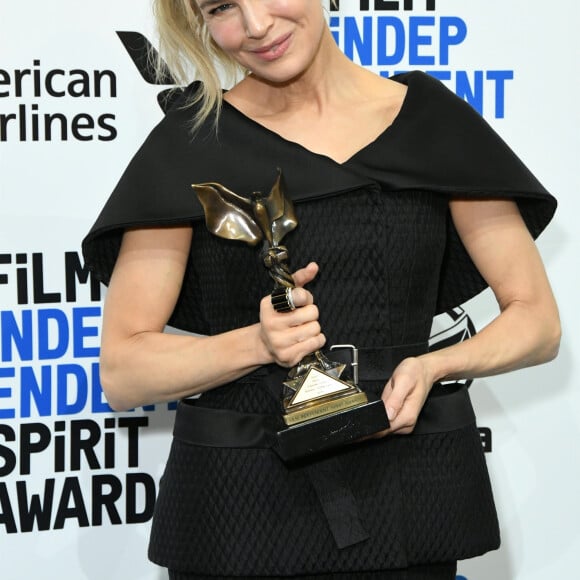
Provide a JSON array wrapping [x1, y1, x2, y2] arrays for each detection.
[[193, 171, 389, 461]]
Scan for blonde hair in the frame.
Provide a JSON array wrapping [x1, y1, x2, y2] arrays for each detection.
[[152, 0, 244, 129], [152, 0, 338, 130]]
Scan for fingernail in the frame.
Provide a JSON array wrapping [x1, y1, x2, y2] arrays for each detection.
[[386, 407, 396, 421]]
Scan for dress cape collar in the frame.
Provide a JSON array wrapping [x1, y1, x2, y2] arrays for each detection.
[[83, 71, 556, 290]]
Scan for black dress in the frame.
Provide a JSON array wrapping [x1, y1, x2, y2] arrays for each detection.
[[82, 72, 556, 577]]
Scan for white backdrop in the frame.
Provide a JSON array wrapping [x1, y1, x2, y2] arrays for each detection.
[[0, 1, 578, 579]]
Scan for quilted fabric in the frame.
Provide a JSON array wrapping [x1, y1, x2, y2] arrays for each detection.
[[168, 562, 458, 579], [147, 190, 499, 574], [175, 188, 446, 347], [150, 425, 497, 574]]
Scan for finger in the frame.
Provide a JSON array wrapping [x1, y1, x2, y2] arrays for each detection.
[[292, 262, 319, 288], [388, 408, 420, 435], [384, 383, 428, 435], [269, 301, 319, 328], [288, 287, 314, 309], [276, 332, 327, 367], [381, 377, 408, 422], [286, 320, 322, 343], [269, 319, 322, 352], [262, 288, 314, 316]]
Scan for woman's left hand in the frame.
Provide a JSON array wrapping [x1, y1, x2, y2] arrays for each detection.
[[379, 357, 435, 435]]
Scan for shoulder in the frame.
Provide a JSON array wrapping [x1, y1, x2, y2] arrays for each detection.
[[370, 72, 409, 110], [391, 70, 449, 94], [390, 70, 480, 123]]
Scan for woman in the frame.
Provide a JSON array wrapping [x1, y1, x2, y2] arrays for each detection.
[[83, 1, 560, 578]]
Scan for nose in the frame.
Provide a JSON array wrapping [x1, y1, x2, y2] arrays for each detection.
[[241, 1, 273, 39]]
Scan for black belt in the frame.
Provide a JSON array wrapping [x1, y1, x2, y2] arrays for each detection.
[[174, 380, 474, 447], [172, 343, 476, 551], [329, 342, 430, 383], [174, 342, 475, 450]]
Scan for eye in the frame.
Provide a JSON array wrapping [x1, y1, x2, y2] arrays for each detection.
[[208, 3, 235, 15]]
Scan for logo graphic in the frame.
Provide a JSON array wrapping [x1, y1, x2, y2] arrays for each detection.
[[429, 307, 476, 389], [116, 31, 177, 112]]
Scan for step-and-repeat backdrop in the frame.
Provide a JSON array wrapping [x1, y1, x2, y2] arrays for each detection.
[[1, 1, 578, 579]]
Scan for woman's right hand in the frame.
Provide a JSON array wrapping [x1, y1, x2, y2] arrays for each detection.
[[258, 262, 326, 367]]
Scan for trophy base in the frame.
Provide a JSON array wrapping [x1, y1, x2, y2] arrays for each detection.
[[275, 392, 389, 462], [283, 391, 368, 426]]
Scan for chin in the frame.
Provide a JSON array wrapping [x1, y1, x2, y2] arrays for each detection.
[[250, 70, 307, 87]]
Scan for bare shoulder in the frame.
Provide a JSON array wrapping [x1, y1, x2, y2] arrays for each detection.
[[222, 79, 247, 104], [369, 71, 408, 98]]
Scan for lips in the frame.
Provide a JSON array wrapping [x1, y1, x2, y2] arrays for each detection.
[[250, 33, 292, 61]]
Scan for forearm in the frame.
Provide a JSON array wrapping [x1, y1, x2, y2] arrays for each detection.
[[100, 323, 270, 411], [421, 299, 561, 384]]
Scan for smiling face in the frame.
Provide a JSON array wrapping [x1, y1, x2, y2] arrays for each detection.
[[195, 1, 331, 84]]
